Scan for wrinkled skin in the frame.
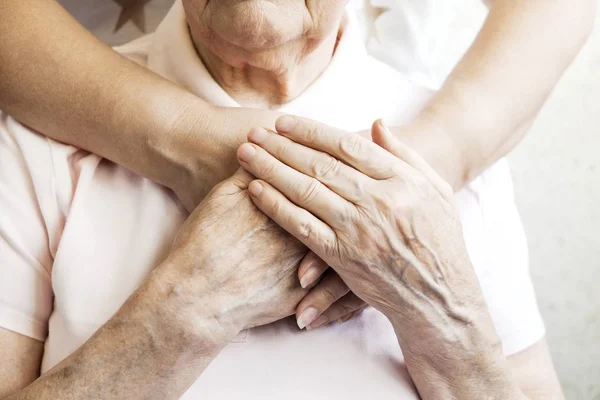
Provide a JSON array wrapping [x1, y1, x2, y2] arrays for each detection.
[[168, 169, 309, 331], [182, 0, 348, 69], [236, 116, 497, 349], [235, 115, 525, 398]]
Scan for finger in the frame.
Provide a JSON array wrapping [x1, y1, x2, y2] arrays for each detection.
[[371, 120, 453, 196], [298, 251, 329, 289], [248, 179, 337, 257], [238, 142, 352, 229], [248, 127, 369, 203], [307, 293, 366, 330], [210, 168, 254, 196], [295, 270, 349, 329], [229, 168, 254, 185], [275, 116, 404, 180]]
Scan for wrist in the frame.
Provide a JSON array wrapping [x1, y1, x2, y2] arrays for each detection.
[[148, 92, 216, 180], [148, 95, 236, 208], [387, 306, 520, 399], [141, 259, 243, 353], [403, 347, 521, 400], [392, 113, 467, 190]]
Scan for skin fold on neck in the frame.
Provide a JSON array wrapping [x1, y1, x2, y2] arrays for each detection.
[[190, 19, 343, 109]]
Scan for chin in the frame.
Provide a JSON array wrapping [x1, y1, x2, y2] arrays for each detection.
[[189, 0, 310, 52], [198, 32, 308, 73]]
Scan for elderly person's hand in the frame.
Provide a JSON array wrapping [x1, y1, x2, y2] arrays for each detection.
[[166, 168, 309, 332], [1, 167, 313, 399], [236, 116, 525, 399], [293, 250, 366, 329]]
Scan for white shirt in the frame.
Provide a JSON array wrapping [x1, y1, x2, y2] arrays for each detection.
[[355, 0, 488, 89], [0, 2, 543, 399]]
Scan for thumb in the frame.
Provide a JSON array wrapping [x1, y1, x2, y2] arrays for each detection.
[[371, 119, 453, 195], [229, 167, 255, 188], [371, 119, 406, 158]]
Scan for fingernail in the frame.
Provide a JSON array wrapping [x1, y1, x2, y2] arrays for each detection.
[[276, 116, 296, 133], [306, 315, 329, 331], [237, 144, 256, 163], [248, 181, 263, 197], [248, 127, 269, 144], [340, 314, 353, 323], [299, 266, 319, 289], [297, 307, 319, 330]]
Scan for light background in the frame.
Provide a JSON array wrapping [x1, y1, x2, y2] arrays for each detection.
[[56, 0, 600, 397]]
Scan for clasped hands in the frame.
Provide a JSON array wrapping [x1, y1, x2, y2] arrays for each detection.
[[164, 114, 484, 343]]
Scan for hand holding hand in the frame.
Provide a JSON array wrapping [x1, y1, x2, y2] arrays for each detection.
[[159, 168, 308, 339], [294, 251, 367, 330], [236, 116, 496, 348], [165, 105, 281, 210]]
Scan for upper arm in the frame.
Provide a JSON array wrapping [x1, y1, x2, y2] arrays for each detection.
[[0, 328, 44, 398], [507, 339, 564, 399]]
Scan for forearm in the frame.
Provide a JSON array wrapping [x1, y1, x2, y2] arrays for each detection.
[[5, 264, 232, 400], [382, 258, 525, 399], [392, 315, 524, 399], [0, 1, 222, 192], [0, 0, 281, 207], [164, 105, 280, 206], [408, 0, 594, 189]]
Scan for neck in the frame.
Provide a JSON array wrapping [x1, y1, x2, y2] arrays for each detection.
[[192, 25, 341, 109]]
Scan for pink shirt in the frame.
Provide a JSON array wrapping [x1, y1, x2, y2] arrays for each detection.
[[0, 2, 544, 398]]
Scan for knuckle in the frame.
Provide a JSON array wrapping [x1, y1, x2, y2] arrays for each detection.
[[337, 302, 356, 316], [339, 134, 363, 158], [274, 140, 290, 160], [319, 285, 341, 305], [323, 241, 337, 259], [312, 155, 340, 180], [298, 179, 322, 205], [298, 213, 315, 240], [349, 178, 367, 201], [305, 125, 321, 143], [337, 203, 356, 226], [270, 197, 282, 218], [259, 159, 277, 179]]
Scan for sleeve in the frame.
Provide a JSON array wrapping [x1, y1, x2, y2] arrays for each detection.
[[474, 159, 546, 356], [0, 113, 54, 341]]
